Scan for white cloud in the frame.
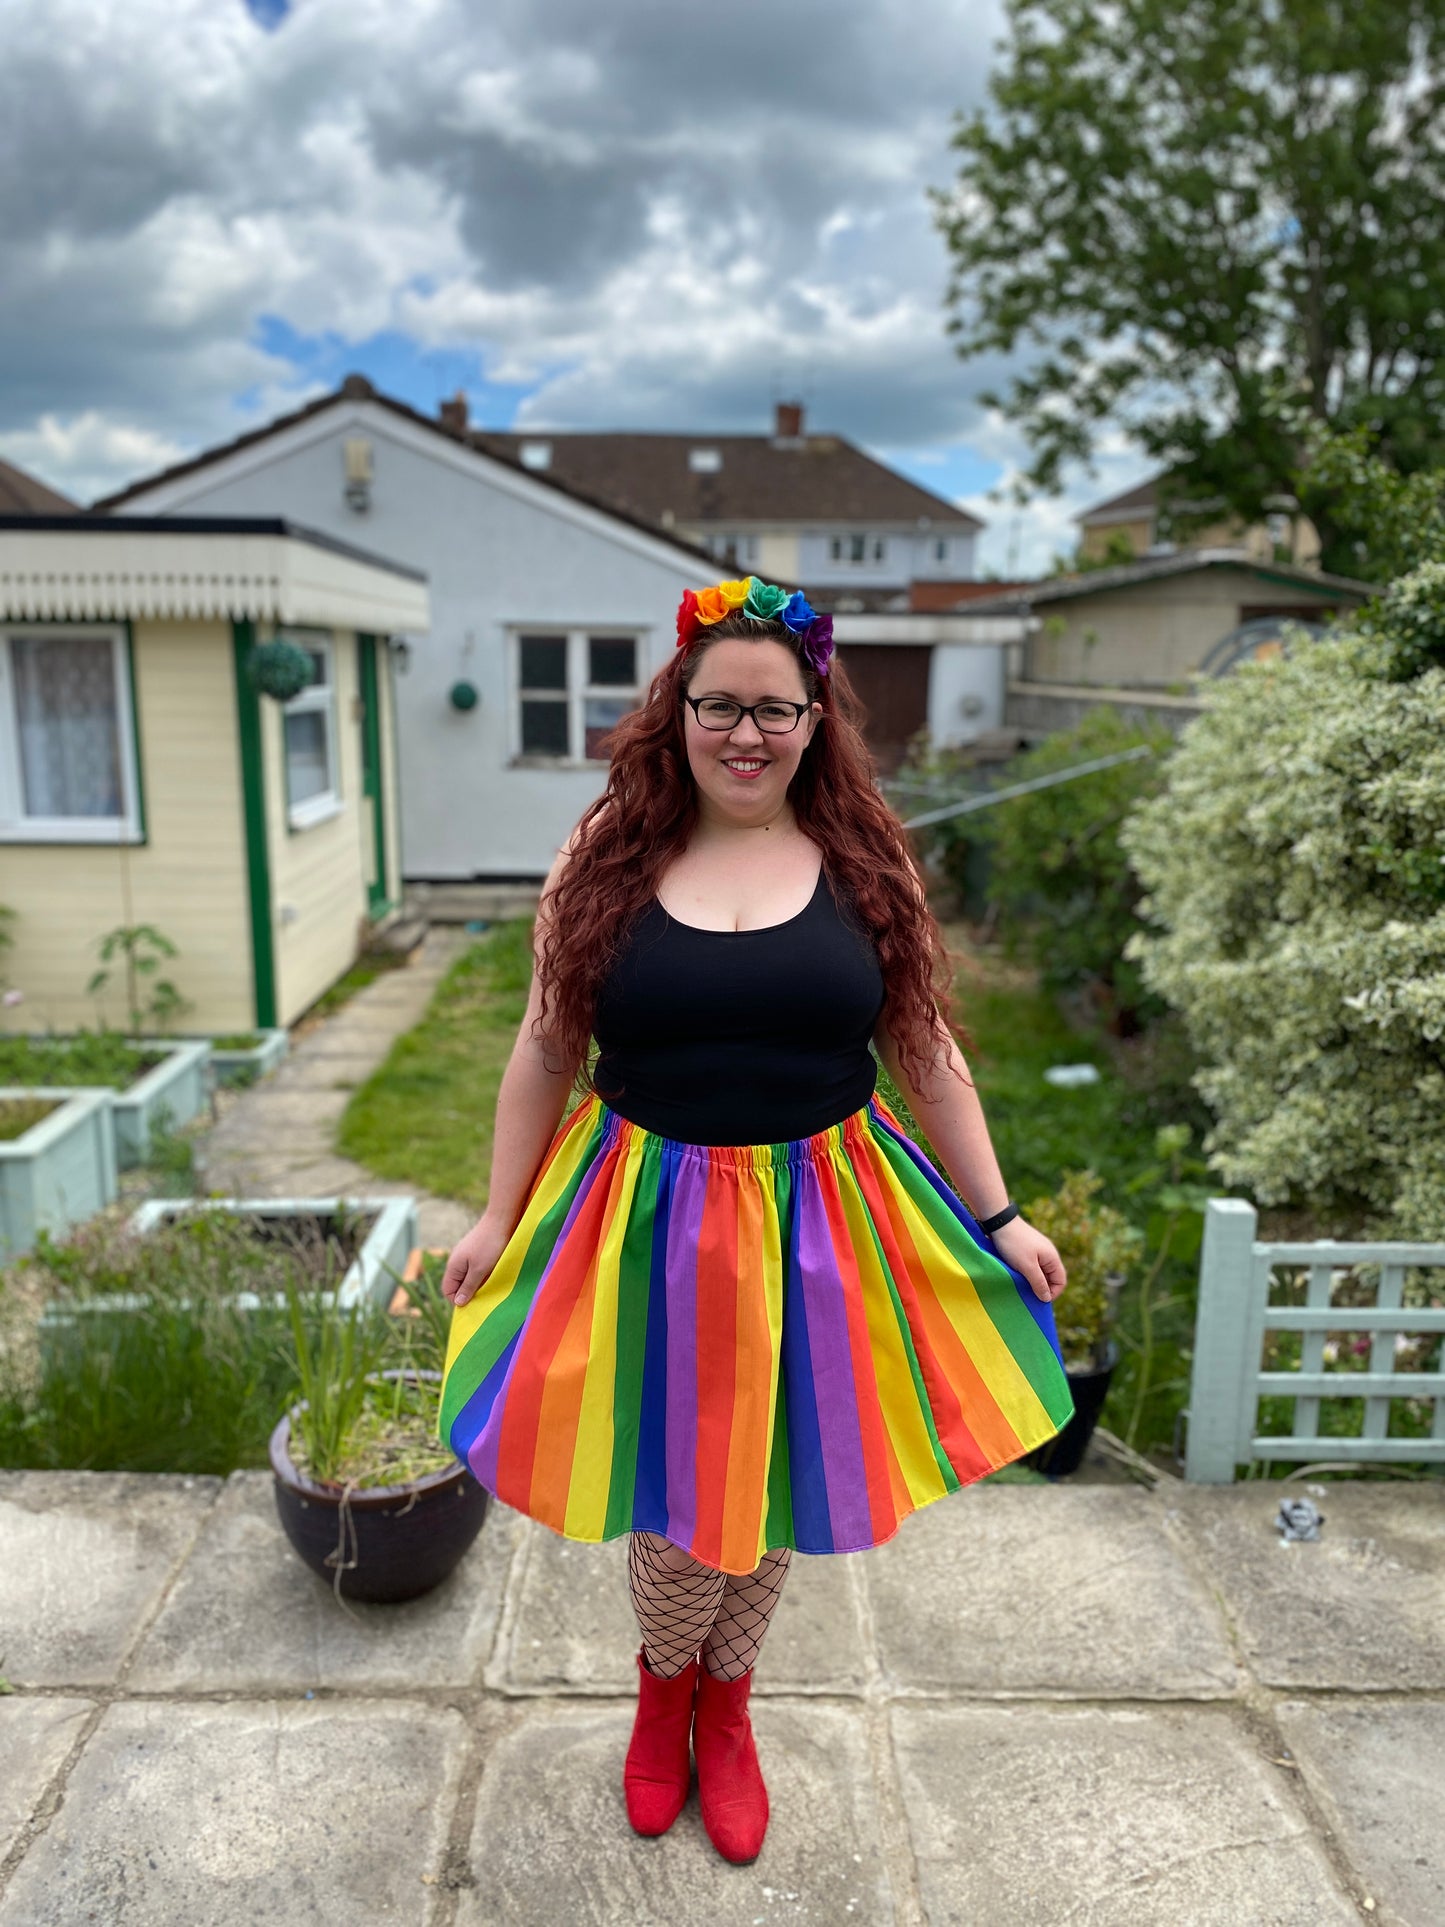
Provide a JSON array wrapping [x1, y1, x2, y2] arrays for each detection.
[[0, 0, 1148, 553]]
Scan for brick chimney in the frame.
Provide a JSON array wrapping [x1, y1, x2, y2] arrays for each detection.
[[774, 399, 804, 440], [438, 391, 469, 435]]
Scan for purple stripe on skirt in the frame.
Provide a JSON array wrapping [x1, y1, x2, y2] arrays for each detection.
[[793, 1156, 874, 1549], [661, 1147, 706, 1549]]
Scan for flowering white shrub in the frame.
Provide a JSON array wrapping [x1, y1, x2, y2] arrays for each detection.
[[1119, 586, 1445, 1238]]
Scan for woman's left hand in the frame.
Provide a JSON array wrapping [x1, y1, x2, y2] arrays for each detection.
[[989, 1217, 1067, 1303]]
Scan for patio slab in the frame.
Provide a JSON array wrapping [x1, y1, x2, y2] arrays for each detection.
[[864, 1485, 1241, 1698], [0, 1698, 469, 1927], [455, 1699, 891, 1926], [494, 1524, 873, 1695], [890, 1701, 1358, 1925], [1166, 1483, 1445, 1689], [0, 1698, 93, 1862], [1275, 1697, 1445, 1927], [0, 1472, 219, 1687], [128, 1474, 528, 1693]]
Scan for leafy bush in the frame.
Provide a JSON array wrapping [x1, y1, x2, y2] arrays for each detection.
[[1121, 596, 1445, 1238], [957, 709, 1175, 1025], [1020, 1169, 1144, 1371]]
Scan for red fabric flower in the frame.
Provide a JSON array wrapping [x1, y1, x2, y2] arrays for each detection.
[[675, 589, 702, 647]]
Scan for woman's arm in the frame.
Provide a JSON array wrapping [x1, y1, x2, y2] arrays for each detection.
[[875, 1015, 1066, 1304], [443, 840, 586, 1308]]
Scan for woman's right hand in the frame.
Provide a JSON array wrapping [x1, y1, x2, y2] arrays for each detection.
[[442, 1213, 513, 1309]]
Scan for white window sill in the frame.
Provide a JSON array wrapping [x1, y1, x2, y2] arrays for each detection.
[[0, 820, 143, 845], [288, 794, 344, 832], [508, 755, 610, 771]]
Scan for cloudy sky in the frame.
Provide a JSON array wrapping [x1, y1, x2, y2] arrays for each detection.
[[0, 0, 1149, 573]]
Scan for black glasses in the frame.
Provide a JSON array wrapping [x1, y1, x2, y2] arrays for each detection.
[[683, 694, 813, 735]]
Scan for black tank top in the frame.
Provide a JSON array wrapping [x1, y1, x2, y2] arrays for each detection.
[[592, 867, 886, 1146]]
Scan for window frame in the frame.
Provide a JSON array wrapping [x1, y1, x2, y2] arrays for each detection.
[[279, 629, 343, 832], [510, 627, 644, 767], [0, 622, 143, 845]]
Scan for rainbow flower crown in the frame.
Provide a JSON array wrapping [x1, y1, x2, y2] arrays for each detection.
[[676, 576, 834, 677]]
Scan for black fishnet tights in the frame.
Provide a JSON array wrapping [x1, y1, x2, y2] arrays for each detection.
[[627, 1531, 793, 1682]]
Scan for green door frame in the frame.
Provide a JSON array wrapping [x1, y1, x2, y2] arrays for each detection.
[[357, 632, 389, 919], [230, 619, 278, 1028]]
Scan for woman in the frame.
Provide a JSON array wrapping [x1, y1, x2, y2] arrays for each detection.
[[439, 575, 1073, 1865]]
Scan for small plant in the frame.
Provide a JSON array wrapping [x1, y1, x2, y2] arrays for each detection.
[[87, 923, 190, 1036], [1021, 1168, 1145, 1372], [284, 1284, 393, 1485]]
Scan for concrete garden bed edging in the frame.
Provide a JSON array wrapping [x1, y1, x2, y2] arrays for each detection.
[[112, 1039, 213, 1166], [0, 1086, 118, 1261], [206, 1029, 289, 1087]]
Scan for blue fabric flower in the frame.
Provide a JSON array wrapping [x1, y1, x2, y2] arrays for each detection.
[[779, 591, 817, 634]]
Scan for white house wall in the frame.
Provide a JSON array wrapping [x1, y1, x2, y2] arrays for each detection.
[[926, 645, 1007, 748], [116, 408, 705, 879]]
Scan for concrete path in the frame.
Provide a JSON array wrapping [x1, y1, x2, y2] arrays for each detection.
[[1, 1473, 1441, 1925], [197, 928, 476, 1251]]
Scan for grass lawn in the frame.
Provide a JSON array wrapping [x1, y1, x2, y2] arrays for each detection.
[[336, 922, 532, 1209]]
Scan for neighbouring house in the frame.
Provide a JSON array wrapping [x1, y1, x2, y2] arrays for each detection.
[[957, 549, 1376, 738], [1075, 471, 1322, 570], [0, 515, 428, 1033], [0, 456, 78, 517], [472, 401, 984, 603], [96, 379, 723, 881]]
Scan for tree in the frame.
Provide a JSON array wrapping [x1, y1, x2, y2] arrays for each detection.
[[1119, 573, 1445, 1237], [934, 0, 1445, 574]]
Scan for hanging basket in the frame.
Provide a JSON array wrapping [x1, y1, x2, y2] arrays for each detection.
[[249, 640, 314, 703]]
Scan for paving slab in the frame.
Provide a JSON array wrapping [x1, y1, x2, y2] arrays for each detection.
[[455, 1699, 891, 1925], [0, 1698, 469, 1926], [1275, 1697, 1445, 1927], [0, 1473, 219, 1687], [213, 1088, 353, 1137], [0, 1698, 93, 1862], [1167, 1484, 1445, 1689], [128, 1474, 527, 1693], [890, 1701, 1357, 1925], [496, 1524, 873, 1695], [268, 1054, 385, 1092], [864, 1485, 1241, 1698]]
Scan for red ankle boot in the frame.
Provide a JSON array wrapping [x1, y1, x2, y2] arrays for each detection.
[[623, 1649, 698, 1836], [692, 1665, 769, 1863]]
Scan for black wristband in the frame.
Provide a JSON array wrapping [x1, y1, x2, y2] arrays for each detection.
[[976, 1200, 1020, 1235]]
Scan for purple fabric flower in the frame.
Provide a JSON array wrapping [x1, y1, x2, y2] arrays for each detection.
[[800, 614, 834, 676]]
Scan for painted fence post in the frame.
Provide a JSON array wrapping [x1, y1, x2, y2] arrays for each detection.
[[1184, 1198, 1260, 1482]]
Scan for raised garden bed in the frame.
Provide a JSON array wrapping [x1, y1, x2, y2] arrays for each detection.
[[0, 1035, 212, 1167], [126, 1195, 417, 1309], [206, 1028, 289, 1087], [0, 1087, 118, 1261]]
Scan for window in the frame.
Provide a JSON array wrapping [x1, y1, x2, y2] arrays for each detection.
[[849, 533, 866, 563], [872, 537, 885, 563], [934, 538, 948, 563], [281, 632, 341, 829], [0, 626, 140, 842], [514, 631, 641, 763]]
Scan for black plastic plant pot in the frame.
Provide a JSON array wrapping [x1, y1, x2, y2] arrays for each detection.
[[269, 1372, 488, 1603], [1023, 1337, 1121, 1479]]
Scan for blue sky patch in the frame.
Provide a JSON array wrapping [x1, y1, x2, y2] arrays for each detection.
[[244, 0, 290, 29], [247, 315, 543, 430]]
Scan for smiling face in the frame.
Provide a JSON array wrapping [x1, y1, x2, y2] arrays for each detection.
[[681, 635, 821, 826]]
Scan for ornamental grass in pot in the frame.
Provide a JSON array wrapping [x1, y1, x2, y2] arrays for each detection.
[[1020, 1169, 1144, 1477], [269, 1258, 487, 1604]]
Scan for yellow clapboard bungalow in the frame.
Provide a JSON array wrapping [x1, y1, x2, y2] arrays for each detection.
[[0, 516, 429, 1033]]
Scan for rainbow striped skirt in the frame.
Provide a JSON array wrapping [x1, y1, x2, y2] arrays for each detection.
[[439, 1091, 1075, 1576]]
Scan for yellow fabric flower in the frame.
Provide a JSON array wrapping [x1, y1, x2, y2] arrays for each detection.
[[718, 577, 753, 610]]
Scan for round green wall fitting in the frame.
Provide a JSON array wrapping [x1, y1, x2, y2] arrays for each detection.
[[448, 680, 480, 712]]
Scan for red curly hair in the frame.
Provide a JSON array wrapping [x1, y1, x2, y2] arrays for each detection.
[[536, 613, 971, 1095]]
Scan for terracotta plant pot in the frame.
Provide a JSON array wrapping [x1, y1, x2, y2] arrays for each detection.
[[1023, 1337, 1121, 1478], [269, 1370, 488, 1602]]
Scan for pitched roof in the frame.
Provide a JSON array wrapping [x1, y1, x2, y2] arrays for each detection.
[[955, 549, 1377, 614], [0, 456, 78, 516], [91, 377, 716, 569], [470, 429, 982, 531], [1075, 475, 1160, 524]]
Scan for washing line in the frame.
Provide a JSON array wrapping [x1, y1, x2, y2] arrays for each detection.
[[898, 743, 1157, 830]]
